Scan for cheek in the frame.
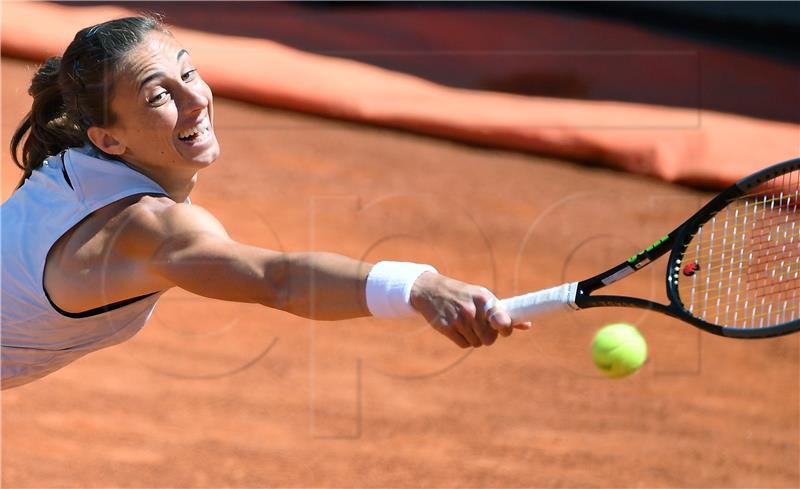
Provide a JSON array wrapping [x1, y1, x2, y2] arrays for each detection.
[[130, 108, 178, 139], [118, 111, 180, 160]]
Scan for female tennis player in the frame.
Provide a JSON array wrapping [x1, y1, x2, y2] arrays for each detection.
[[1, 16, 528, 389]]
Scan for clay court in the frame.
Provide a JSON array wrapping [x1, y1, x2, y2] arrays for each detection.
[[2, 3, 798, 487]]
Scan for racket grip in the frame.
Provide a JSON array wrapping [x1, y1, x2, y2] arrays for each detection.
[[497, 282, 579, 323]]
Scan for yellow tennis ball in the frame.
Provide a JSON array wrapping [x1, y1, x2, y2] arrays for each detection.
[[591, 323, 647, 378]]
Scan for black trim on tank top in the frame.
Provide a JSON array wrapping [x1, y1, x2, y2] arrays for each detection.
[[42, 285, 159, 319], [60, 151, 73, 190]]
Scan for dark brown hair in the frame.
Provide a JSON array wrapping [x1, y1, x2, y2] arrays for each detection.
[[10, 16, 168, 186]]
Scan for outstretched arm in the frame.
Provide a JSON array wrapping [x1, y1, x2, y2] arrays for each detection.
[[115, 199, 527, 346]]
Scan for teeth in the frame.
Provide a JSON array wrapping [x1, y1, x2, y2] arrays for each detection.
[[178, 116, 210, 140]]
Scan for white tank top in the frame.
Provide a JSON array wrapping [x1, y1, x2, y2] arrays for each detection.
[[1, 146, 171, 389]]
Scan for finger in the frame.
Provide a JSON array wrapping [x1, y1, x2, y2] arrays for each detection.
[[446, 329, 471, 349], [455, 318, 483, 348], [472, 317, 498, 346], [472, 294, 501, 346], [513, 321, 532, 330], [494, 312, 513, 338], [454, 302, 485, 348], [478, 290, 498, 318], [487, 307, 514, 339], [434, 318, 471, 348]]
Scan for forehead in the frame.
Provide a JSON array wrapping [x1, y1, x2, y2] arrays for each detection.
[[119, 31, 187, 83]]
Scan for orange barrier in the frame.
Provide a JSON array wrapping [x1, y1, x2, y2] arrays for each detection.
[[2, 2, 797, 188]]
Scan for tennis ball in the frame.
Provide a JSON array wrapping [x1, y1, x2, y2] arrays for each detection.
[[591, 323, 647, 378]]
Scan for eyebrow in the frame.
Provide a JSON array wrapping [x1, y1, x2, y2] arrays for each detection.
[[137, 49, 191, 92]]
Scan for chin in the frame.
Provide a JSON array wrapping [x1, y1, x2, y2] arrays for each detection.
[[200, 139, 221, 166], [176, 134, 220, 168], [195, 148, 220, 169]]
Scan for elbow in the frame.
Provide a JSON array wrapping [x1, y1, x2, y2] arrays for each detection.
[[258, 253, 293, 311], [259, 252, 325, 319]]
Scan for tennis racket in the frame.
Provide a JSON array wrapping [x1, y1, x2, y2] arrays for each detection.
[[496, 158, 800, 338]]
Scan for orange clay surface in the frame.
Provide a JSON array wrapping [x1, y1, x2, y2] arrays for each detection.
[[2, 56, 798, 487]]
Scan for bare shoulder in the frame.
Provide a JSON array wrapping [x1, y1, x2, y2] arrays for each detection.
[[113, 196, 230, 258], [113, 194, 174, 221], [44, 194, 230, 312]]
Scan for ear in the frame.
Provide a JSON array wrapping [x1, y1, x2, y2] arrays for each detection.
[[86, 126, 127, 156]]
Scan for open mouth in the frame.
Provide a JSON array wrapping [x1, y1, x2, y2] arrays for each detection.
[[177, 116, 211, 143]]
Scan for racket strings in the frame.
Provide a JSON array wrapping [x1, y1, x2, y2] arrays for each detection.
[[684, 222, 796, 265], [678, 169, 800, 329]]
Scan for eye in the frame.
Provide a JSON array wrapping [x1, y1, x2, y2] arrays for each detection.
[[182, 69, 197, 82], [147, 91, 170, 106]]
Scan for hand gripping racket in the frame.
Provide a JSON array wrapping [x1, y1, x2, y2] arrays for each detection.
[[496, 158, 800, 338]]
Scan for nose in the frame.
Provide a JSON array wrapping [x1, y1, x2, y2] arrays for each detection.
[[178, 84, 208, 115]]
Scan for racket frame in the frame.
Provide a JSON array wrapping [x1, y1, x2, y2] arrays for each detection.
[[572, 157, 800, 338]]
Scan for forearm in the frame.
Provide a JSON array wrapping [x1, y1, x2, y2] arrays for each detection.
[[268, 252, 372, 320], [148, 232, 370, 319]]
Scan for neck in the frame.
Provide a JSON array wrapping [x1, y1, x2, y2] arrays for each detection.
[[123, 161, 197, 203], [158, 173, 197, 203]]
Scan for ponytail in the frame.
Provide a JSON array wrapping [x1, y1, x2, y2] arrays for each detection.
[[10, 56, 84, 186]]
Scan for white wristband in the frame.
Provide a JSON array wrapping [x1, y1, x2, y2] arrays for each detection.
[[366, 261, 438, 318]]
